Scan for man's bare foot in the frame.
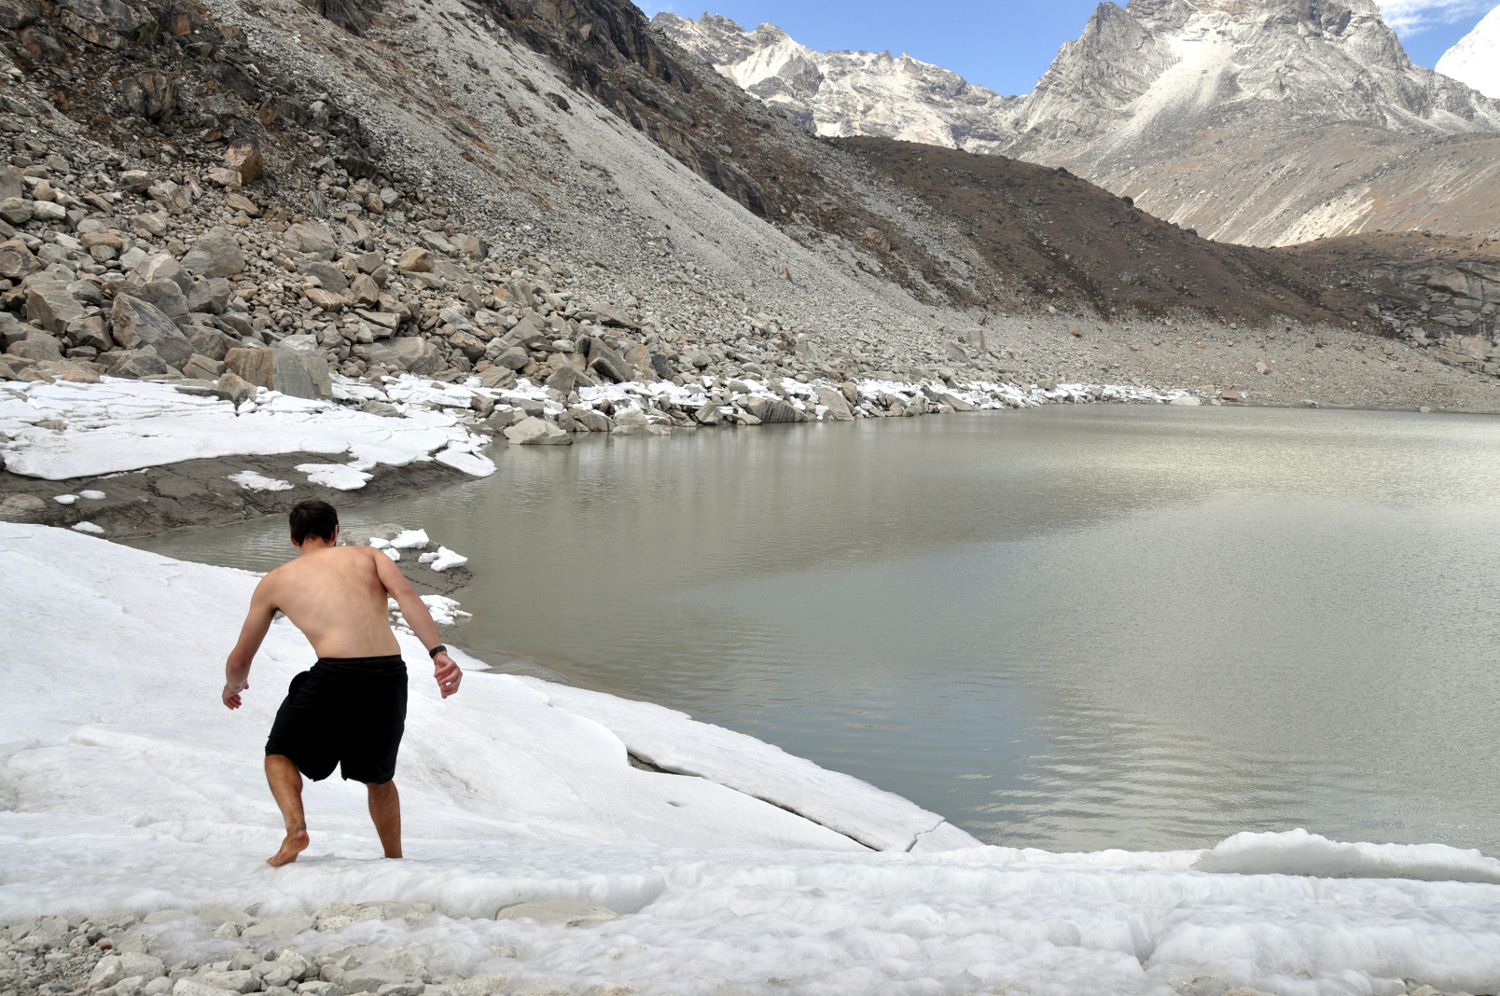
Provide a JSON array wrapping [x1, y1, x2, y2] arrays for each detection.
[[267, 828, 309, 867]]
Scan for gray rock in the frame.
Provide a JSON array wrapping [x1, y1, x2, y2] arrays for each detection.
[[212, 371, 256, 406], [650, 352, 675, 380], [119, 954, 166, 981], [284, 222, 337, 259], [90, 955, 127, 989], [744, 395, 807, 423], [133, 279, 190, 321], [66, 317, 113, 353], [181, 228, 244, 278], [30, 200, 67, 222], [102, 346, 170, 379], [496, 345, 531, 370], [0, 238, 38, 280], [181, 354, 226, 380], [0, 166, 23, 200], [134, 253, 191, 292], [300, 260, 348, 294], [503, 416, 572, 446], [0, 197, 31, 225], [8, 332, 64, 362], [196, 972, 257, 994], [185, 324, 234, 361], [170, 981, 237, 996], [693, 402, 725, 425], [111, 295, 193, 368], [0, 493, 49, 523], [569, 407, 613, 432], [816, 385, 854, 421], [277, 334, 321, 355], [0, 312, 30, 350], [586, 340, 632, 383], [545, 364, 594, 394], [25, 281, 85, 334], [494, 900, 617, 926], [117, 71, 174, 120], [355, 337, 443, 375], [224, 346, 331, 400]]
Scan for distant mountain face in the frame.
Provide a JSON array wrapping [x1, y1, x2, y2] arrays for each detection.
[[1438, 5, 1500, 100], [653, 13, 1020, 153], [656, 1, 1500, 246]]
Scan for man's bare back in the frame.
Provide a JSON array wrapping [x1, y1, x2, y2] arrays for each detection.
[[222, 500, 461, 867]]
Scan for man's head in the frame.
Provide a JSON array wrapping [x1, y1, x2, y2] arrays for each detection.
[[289, 499, 339, 547]]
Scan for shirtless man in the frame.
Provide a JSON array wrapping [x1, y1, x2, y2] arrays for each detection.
[[221, 499, 462, 866]]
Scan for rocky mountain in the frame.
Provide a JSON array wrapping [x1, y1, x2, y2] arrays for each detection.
[[653, 13, 1020, 153], [659, 1, 1500, 247], [1437, 5, 1500, 100], [0, 0, 1495, 414]]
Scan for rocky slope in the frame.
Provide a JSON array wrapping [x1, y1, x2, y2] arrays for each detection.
[[0, 0, 1495, 422], [1437, 5, 1500, 101], [660, 2, 1500, 247]]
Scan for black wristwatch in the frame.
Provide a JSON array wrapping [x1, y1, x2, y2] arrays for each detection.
[[428, 644, 447, 659]]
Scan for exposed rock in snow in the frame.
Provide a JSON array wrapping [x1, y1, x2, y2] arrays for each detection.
[[1437, 4, 1500, 100]]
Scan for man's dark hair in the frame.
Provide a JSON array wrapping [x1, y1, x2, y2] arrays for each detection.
[[289, 499, 339, 545]]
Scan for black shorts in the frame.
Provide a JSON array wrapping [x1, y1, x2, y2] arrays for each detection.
[[265, 656, 408, 784]]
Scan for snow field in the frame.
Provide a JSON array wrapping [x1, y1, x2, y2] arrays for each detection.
[[3, 530, 1500, 993]]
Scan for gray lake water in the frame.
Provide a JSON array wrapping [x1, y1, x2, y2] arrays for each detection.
[[138, 406, 1500, 855]]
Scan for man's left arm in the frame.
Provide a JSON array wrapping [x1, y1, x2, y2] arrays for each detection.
[[375, 552, 462, 699]]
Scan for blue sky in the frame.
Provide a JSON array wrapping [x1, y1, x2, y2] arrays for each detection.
[[637, 0, 1500, 96]]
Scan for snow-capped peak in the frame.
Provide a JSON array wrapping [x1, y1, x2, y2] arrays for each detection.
[[1437, 5, 1500, 100]]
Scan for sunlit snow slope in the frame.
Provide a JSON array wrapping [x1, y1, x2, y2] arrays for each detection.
[[4, 525, 1500, 994], [1438, 5, 1500, 100]]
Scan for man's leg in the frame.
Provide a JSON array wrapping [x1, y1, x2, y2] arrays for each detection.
[[264, 754, 311, 866], [367, 780, 402, 859]]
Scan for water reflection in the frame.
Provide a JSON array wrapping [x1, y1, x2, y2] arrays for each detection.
[[137, 406, 1500, 853]]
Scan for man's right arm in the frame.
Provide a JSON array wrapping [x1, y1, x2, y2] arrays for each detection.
[[223, 576, 277, 710]]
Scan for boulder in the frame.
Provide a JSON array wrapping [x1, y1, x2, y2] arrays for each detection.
[[182, 354, 226, 380], [65, 317, 112, 353], [111, 295, 193, 368], [301, 260, 349, 294], [283, 221, 337, 259], [305, 287, 347, 312], [25, 282, 84, 334], [225, 142, 263, 184], [225, 346, 332, 400], [0, 165, 19, 200], [356, 337, 443, 375], [0, 313, 31, 350], [0, 493, 48, 523], [693, 403, 725, 425], [102, 345, 169, 379], [503, 416, 572, 446], [397, 247, 433, 272], [816, 385, 855, 421], [185, 324, 234, 360], [213, 371, 255, 406], [0, 197, 30, 225], [186, 277, 233, 315], [30, 200, 67, 223], [545, 363, 595, 393], [146, 180, 190, 212], [0, 238, 37, 280], [496, 345, 531, 371], [7, 332, 63, 362], [134, 253, 191, 291], [350, 273, 380, 305], [744, 396, 807, 423], [181, 227, 244, 278], [650, 352, 675, 380], [586, 340, 632, 383], [134, 279, 189, 320]]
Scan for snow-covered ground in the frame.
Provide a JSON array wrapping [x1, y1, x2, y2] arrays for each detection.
[[4, 523, 1500, 995], [0, 378, 495, 483]]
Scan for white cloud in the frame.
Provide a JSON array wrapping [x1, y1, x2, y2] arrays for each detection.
[[1378, 0, 1499, 33]]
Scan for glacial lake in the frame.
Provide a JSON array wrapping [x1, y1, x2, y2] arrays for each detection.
[[138, 405, 1500, 855]]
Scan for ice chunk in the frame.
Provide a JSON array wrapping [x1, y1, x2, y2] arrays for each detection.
[[70, 521, 103, 535], [295, 463, 373, 491], [78, 490, 106, 500], [53, 494, 78, 505], [228, 471, 293, 492], [389, 529, 430, 550]]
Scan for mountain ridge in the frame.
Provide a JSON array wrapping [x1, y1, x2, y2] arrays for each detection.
[[657, 1, 1500, 246]]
